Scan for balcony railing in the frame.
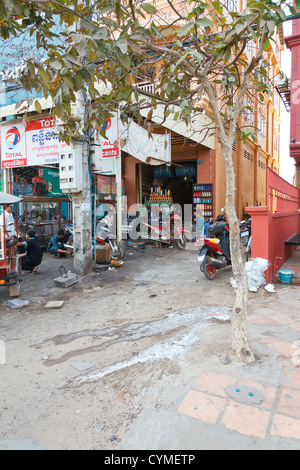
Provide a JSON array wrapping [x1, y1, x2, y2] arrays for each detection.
[[133, 81, 155, 94]]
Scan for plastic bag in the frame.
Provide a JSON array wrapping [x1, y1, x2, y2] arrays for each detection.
[[6, 299, 30, 309], [245, 258, 270, 291]]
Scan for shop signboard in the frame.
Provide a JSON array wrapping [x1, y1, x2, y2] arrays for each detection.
[[0, 116, 71, 168], [12, 166, 68, 198], [101, 111, 120, 159]]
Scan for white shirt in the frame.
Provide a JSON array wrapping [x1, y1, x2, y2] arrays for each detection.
[[0, 210, 17, 237]]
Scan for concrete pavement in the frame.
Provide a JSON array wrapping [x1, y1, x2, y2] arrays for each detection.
[[118, 280, 300, 450], [0, 246, 299, 450]]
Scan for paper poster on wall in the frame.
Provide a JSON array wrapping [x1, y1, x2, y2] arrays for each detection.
[[0, 117, 71, 168]]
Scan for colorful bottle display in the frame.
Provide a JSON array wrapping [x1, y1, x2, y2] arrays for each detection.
[[193, 184, 213, 221], [145, 187, 173, 207]]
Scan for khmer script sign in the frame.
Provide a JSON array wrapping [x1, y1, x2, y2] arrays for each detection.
[[0, 117, 70, 168]]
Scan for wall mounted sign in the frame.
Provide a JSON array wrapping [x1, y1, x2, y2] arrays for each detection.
[[0, 116, 70, 168]]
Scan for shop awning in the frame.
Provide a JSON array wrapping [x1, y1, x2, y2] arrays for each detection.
[[0, 193, 22, 205], [119, 119, 171, 165], [139, 103, 215, 150]]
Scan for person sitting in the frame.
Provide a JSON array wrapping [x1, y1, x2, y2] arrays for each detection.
[[17, 230, 43, 274], [47, 229, 72, 258]]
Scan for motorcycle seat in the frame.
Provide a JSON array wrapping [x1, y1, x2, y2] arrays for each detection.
[[205, 238, 220, 244]]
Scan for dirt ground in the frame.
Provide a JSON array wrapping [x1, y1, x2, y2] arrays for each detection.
[[0, 243, 277, 450]]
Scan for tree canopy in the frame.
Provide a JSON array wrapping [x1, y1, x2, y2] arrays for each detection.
[[0, 0, 297, 142]]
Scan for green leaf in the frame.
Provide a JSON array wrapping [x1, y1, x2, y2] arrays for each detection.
[[141, 3, 157, 14], [224, 47, 231, 62], [195, 18, 213, 28], [117, 51, 131, 70], [38, 67, 50, 90], [263, 38, 270, 51], [177, 22, 195, 37], [79, 68, 92, 83], [34, 100, 42, 114], [188, 49, 203, 63], [63, 76, 74, 90]]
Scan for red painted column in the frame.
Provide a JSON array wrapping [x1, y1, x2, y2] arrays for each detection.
[[246, 206, 272, 282]]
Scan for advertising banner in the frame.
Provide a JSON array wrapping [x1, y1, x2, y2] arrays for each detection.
[[1, 117, 71, 168], [13, 166, 68, 198]]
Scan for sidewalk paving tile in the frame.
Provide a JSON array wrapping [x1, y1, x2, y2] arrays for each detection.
[[271, 414, 300, 440], [248, 317, 282, 327], [176, 389, 226, 424], [269, 313, 296, 325], [282, 368, 300, 390], [277, 387, 300, 419], [289, 322, 300, 332], [221, 402, 271, 439], [192, 371, 236, 398], [265, 340, 296, 359]]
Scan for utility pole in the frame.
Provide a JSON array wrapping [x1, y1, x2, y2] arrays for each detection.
[[116, 151, 122, 259], [60, 91, 93, 276], [73, 92, 93, 276], [72, 139, 93, 276]]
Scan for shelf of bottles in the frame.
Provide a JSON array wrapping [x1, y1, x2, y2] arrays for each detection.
[[145, 187, 174, 207], [193, 184, 213, 222]]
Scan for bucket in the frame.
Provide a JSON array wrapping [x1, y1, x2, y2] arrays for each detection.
[[278, 269, 295, 284]]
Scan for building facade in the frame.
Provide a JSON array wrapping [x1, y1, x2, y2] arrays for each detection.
[[0, 0, 283, 227], [285, 10, 300, 192], [122, 0, 283, 221]]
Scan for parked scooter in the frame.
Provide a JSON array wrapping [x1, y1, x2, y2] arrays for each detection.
[[240, 217, 251, 260], [240, 218, 251, 245], [130, 212, 191, 249], [96, 218, 127, 260], [198, 220, 231, 280], [62, 221, 127, 260]]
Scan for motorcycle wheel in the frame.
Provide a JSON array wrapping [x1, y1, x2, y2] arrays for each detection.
[[203, 255, 217, 280], [176, 233, 187, 250], [111, 241, 127, 260]]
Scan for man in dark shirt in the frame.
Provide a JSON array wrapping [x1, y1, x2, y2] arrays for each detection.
[[17, 230, 43, 274], [47, 229, 72, 258]]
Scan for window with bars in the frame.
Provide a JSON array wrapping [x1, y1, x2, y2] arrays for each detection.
[[258, 159, 266, 170], [120, 0, 144, 5], [274, 133, 278, 151], [244, 150, 254, 162], [244, 96, 254, 126], [259, 114, 266, 138], [246, 40, 256, 59], [274, 90, 279, 109], [223, 0, 238, 12]]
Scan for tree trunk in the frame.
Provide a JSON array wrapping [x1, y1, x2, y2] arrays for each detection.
[[223, 144, 255, 363]]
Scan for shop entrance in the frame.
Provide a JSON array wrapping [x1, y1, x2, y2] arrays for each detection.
[[139, 161, 197, 216]]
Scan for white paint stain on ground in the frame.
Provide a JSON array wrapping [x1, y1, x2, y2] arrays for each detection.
[[71, 306, 231, 385]]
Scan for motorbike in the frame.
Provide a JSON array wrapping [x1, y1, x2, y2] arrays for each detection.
[[240, 217, 251, 261], [130, 212, 190, 249], [63, 221, 127, 260], [198, 220, 231, 280], [96, 218, 127, 260], [240, 217, 251, 245]]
